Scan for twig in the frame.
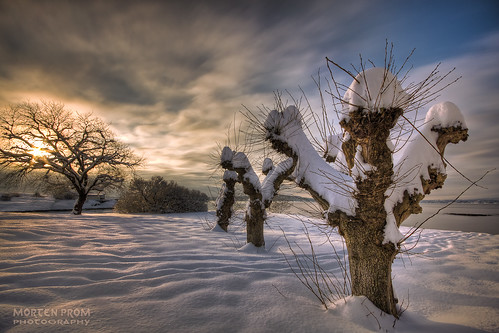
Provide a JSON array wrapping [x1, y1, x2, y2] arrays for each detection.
[[272, 284, 288, 299], [326, 57, 360, 84]]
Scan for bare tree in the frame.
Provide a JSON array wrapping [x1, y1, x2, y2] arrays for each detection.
[[222, 47, 470, 317], [0, 101, 142, 214]]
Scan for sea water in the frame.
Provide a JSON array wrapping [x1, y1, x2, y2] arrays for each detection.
[[267, 200, 499, 235], [402, 202, 499, 235]]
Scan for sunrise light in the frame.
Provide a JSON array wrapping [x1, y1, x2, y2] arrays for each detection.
[[29, 146, 50, 159]]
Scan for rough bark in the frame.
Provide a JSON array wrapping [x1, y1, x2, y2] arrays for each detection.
[[342, 220, 399, 317], [264, 107, 405, 315], [245, 199, 266, 246], [338, 107, 403, 316], [216, 171, 237, 231], [237, 172, 266, 247]]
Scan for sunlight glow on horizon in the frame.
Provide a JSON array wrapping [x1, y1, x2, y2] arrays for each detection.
[[29, 147, 50, 158]]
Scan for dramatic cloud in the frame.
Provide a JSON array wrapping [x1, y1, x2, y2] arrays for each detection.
[[0, 0, 498, 197]]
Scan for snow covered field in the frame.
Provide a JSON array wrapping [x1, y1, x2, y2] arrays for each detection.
[[0, 211, 497, 332]]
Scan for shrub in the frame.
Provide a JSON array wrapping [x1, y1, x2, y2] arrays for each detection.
[[115, 176, 209, 214]]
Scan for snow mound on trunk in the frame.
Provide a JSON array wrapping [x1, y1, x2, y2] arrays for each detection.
[[342, 67, 409, 114]]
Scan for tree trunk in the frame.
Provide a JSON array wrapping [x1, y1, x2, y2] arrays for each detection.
[[342, 222, 399, 317], [245, 199, 265, 247], [216, 176, 237, 232], [72, 191, 87, 215]]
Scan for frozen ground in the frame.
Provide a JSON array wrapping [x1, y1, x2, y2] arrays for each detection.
[[0, 211, 497, 332]]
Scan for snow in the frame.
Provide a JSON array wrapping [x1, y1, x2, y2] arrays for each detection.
[[262, 158, 273, 174], [0, 210, 497, 332], [342, 67, 409, 116], [324, 134, 342, 160], [222, 170, 238, 182], [425, 101, 467, 129], [220, 146, 234, 163], [383, 102, 467, 244], [261, 157, 294, 203], [232, 151, 252, 170], [222, 148, 262, 193], [337, 68, 468, 244], [237, 242, 269, 254], [264, 106, 357, 215]]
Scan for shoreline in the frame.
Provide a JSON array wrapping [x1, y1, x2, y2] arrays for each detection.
[[1, 196, 498, 235]]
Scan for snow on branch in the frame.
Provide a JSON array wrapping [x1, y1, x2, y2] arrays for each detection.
[[261, 157, 296, 208], [325, 58, 467, 245], [323, 134, 342, 163], [221, 147, 261, 198], [384, 101, 468, 243], [263, 105, 357, 220]]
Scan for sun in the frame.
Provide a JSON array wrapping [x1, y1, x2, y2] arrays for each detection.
[[29, 146, 50, 158]]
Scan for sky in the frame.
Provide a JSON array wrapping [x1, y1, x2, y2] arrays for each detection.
[[0, 0, 498, 200]]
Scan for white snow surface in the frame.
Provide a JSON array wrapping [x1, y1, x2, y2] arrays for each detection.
[[265, 106, 357, 215], [220, 147, 293, 206], [342, 67, 409, 116], [0, 211, 497, 332], [222, 169, 238, 182], [383, 102, 467, 244], [232, 151, 252, 170], [220, 146, 234, 163], [425, 101, 467, 129], [325, 134, 342, 160], [262, 158, 273, 174], [261, 158, 294, 204]]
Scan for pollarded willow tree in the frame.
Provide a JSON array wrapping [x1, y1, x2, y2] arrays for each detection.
[[217, 50, 469, 317], [216, 146, 296, 246], [0, 101, 142, 214]]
